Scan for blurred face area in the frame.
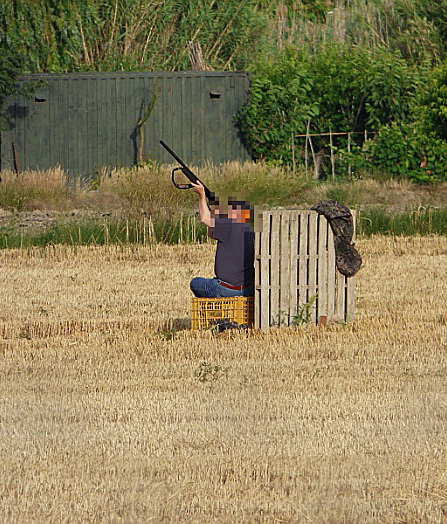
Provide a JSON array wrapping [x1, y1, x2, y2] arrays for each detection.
[[228, 205, 251, 223], [210, 202, 251, 223]]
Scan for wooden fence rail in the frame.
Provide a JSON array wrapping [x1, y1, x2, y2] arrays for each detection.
[[254, 210, 356, 330]]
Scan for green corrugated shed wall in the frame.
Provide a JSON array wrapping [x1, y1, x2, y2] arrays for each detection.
[[0, 71, 251, 177]]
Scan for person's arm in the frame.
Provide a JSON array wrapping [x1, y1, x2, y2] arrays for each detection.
[[191, 180, 214, 231]]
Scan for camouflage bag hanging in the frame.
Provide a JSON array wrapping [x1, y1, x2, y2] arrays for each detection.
[[311, 200, 362, 277]]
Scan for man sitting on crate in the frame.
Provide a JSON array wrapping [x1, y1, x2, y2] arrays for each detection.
[[189, 180, 254, 298]]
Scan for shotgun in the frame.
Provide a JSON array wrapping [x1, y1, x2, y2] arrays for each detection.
[[160, 140, 215, 203]]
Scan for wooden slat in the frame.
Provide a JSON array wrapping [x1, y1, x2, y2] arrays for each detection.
[[298, 213, 309, 308], [279, 212, 290, 324], [346, 210, 357, 321], [289, 212, 299, 322], [254, 230, 261, 330], [336, 271, 346, 321], [346, 276, 356, 321], [308, 212, 318, 323], [260, 212, 271, 331], [270, 211, 281, 325], [317, 215, 328, 325], [327, 225, 336, 320]]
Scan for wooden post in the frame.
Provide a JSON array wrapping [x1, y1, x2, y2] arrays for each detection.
[[305, 119, 310, 169], [329, 129, 335, 180], [348, 132, 352, 178], [308, 136, 318, 180], [291, 133, 296, 175]]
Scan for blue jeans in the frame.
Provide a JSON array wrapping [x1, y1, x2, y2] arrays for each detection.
[[190, 277, 254, 298]]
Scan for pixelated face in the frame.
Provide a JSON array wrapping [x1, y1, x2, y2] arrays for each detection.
[[210, 203, 226, 217], [226, 205, 251, 223], [211, 193, 262, 229]]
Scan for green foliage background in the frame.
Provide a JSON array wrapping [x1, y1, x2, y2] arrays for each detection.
[[1, 0, 447, 182]]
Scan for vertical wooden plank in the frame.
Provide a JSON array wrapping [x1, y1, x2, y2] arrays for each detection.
[[48, 78, 59, 170], [173, 75, 183, 157], [346, 210, 357, 321], [205, 74, 226, 164], [160, 76, 174, 161], [226, 74, 236, 159], [270, 211, 281, 326], [58, 78, 70, 172], [78, 77, 90, 176], [317, 215, 328, 324], [307, 211, 318, 323], [25, 79, 50, 170], [41, 82, 51, 171], [336, 271, 347, 321], [181, 74, 192, 161], [279, 212, 290, 325], [327, 224, 336, 321], [254, 229, 262, 330], [18, 89, 28, 170], [346, 276, 356, 321], [127, 75, 138, 167], [260, 212, 271, 331], [191, 75, 202, 164], [153, 74, 164, 161], [97, 77, 112, 170], [289, 212, 299, 323], [86, 77, 98, 175], [298, 213, 309, 309]]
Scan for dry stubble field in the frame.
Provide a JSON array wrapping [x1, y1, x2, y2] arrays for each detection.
[[0, 236, 446, 523]]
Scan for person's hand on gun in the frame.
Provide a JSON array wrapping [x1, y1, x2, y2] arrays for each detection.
[[191, 180, 206, 198]]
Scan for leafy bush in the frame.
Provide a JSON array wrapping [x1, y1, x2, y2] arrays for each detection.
[[236, 44, 421, 167], [365, 123, 447, 183], [236, 55, 318, 163], [416, 59, 447, 140]]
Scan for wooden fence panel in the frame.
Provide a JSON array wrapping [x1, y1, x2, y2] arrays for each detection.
[[254, 210, 355, 330]]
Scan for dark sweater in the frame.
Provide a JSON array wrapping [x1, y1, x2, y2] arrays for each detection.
[[211, 217, 254, 286]]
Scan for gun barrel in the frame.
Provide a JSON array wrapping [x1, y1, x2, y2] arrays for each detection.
[[160, 140, 188, 169]]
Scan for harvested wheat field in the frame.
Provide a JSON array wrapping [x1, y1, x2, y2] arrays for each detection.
[[0, 236, 446, 523]]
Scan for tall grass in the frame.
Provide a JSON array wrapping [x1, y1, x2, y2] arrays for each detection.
[[0, 0, 443, 74], [0, 215, 208, 249], [0, 168, 74, 211], [358, 206, 447, 236], [1, 164, 447, 248]]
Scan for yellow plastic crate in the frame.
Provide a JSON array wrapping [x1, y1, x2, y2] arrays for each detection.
[[190, 297, 254, 330]]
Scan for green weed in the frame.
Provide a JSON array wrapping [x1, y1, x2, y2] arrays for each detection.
[[292, 294, 318, 326], [195, 361, 228, 383]]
